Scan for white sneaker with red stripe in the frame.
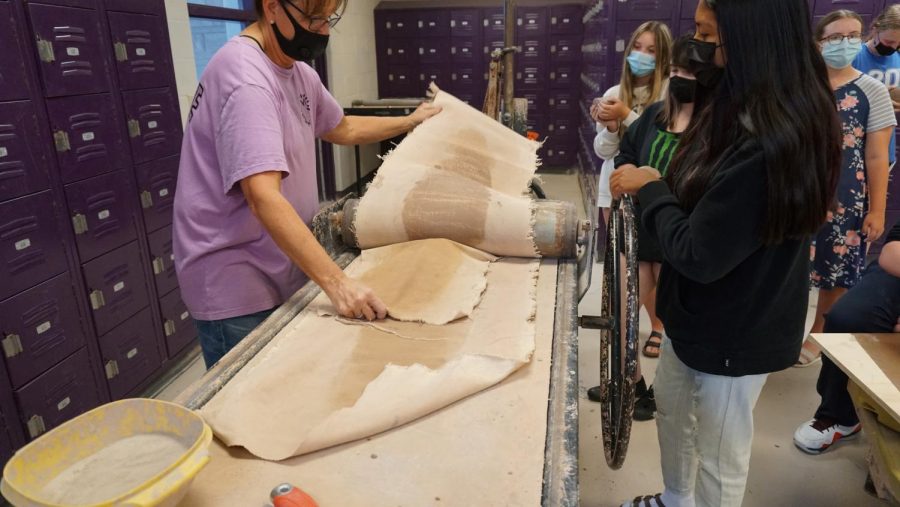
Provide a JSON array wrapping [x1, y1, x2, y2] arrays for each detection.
[[793, 418, 861, 454]]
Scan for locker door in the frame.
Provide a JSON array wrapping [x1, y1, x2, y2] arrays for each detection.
[[418, 39, 447, 64], [385, 67, 417, 97], [516, 6, 549, 37], [813, 0, 877, 15], [105, 0, 165, 15], [107, 11, 172, 91], [549, 92, 578, 118], [451, 68, 482, 90], [15, 348, 100, 441], [550, 5, 584, 35], [451, 37, 483, 65], [135, 154, 177, 233], [122, 87, 181, 164], [681, 0, 698, 19], [82, 240, 150, 336], [0, 410, 12, 467], [521, 90, 548, 117], [46, 93, 128, 183], [414, 9, 450, 38], [158, 288, 196, 358], [375, 10, 414, 38], [516, 64, 548, 89], [450, 9, 480, 38], [0, 191, 68, 302], [617, 0, 676, 20], [64, 170, 137, 262], [98, 307, 161, 399], [419, 65, 449, 89], [383, 39, 416, 66], [678, 18, 696, 38], [520, 39, 548, 65], [28, 3, 110, 97], [0, 272, 86, 389], [550, 35, 582, 63], [483, 8, 505, 39], [147, 224, 177, 297], [0, 101, 51, 202], [0, 2, 33, 102], [550, 65, 579, 89], [548, 119, 576, 139], [26, 0, 98, 8]]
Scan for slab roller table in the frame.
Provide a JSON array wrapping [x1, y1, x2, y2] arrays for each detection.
[[172, 194, 641, 506]]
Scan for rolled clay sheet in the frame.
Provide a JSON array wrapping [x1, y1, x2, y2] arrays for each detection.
[[354, 85, 543, 257]]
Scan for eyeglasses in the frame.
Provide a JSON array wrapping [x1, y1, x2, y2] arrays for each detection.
[[282, 0, 344, 31], [820, 33, 862, 45]]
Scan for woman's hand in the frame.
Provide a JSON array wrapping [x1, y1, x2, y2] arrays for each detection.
[[610, 165, 662, 198], [598, 97, 631, 122], [408, 102, 442, 129], [323, 275, 388, 321], [862, 211, 885, 242], [590, 99, 620, 132]]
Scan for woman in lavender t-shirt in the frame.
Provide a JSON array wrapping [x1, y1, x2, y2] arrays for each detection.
[[174, 0, 441, 368]]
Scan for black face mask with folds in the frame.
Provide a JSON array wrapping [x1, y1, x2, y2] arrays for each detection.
[[875, 40, 897, 56], [669, 76, 697, 104], [685, 38, 724, 89], [272, 2, 329, 63]]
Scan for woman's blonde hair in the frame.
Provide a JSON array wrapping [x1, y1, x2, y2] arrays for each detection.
[[618, 21, 672, 112], [815, 10, 864, 41], [869, 4, 900, 39]]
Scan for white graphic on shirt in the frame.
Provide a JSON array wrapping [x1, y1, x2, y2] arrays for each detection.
[[867, 68, 900, 88]]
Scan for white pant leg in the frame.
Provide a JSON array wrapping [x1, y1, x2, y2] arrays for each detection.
[[596, 158, 614, 208], [693, 366, 767, 507], [654, 338, 698, 507]]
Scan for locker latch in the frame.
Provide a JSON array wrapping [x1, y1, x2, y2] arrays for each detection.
[[127, 119, 141, 138], [26, 415, 46, 439], [36, 39, 55, 63], [114, 42, 128, 62], [164, 319, 176, 337], [105, 360, 120, 380], [140, 190, 154, 209], [53, 131, 71, 152], [1, 334, 23, 359], [152, 256, 165, 275], [72, 214, 89, 235], [89, 289, 106, 310]]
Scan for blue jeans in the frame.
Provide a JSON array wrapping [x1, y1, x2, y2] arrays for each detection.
[[195, 308, 275, 369]]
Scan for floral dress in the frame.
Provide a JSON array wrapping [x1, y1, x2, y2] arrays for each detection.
[[811, 74, 896, 289]]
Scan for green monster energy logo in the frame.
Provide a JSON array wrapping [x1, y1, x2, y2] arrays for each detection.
[[648, 130, 680, 177]]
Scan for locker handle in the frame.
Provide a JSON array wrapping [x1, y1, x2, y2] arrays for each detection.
[[164, 319, 176, 337], [140, 190, 154, 209], [27, 415, 46, 439], [53, 131, 71, 152], [152, 256, 165, 275], [105, 360, 120, 380], [114, 41, 128, 62], [90, 289, 106, 310], [72, 214, 89, 235], [36, 39, 55, 63], [128, 119, 141, 138], [1, 334, 23, 359]]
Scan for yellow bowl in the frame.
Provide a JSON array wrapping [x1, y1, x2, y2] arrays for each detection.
[[1, 398, 212, 507]]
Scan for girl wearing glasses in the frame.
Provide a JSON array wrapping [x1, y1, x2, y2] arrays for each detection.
[[796, 10, 895, 368], [174, 0, 441, 368]]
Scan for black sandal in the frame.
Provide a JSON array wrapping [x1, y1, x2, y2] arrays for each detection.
[[622, 493, 666, 507], [642, 331, 663, 358]]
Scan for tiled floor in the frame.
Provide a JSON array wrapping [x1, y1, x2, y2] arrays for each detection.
[[154, 168, 884, 506]]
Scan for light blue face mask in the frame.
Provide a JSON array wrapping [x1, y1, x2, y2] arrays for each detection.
[[822, 39, 862, 69], [626, 51, 656, 77]]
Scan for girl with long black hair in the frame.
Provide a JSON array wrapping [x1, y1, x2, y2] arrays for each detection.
[[610, 0, 841, 505]]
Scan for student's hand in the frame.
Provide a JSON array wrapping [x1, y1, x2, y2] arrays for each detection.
[[889, 86, 900, 112], [610, 166, 661, 197], [862, 211, 885, 242], [323, 275, 388, 321], [590, 98, 604, 123], [598, 97, 631, 122], [408, 102, 442, 129]]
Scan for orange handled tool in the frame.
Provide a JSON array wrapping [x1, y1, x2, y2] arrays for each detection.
[[270, 483, 318, 507]]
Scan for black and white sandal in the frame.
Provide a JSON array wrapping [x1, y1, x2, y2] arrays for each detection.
[[622, 493, 666, 507]]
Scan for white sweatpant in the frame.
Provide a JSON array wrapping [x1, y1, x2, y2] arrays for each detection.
[[654, 338, 768, 507]]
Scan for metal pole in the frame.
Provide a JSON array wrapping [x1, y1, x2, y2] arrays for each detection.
[[503, 0, 516, 126]]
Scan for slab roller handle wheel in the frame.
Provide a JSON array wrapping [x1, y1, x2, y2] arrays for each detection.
[[578, 195, 640, 469]]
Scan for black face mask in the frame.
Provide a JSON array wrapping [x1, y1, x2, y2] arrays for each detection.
[[669, 76, 697, 104], [875, 37, 897, 56], [686, 38, 724, 88], [272, 2, 329, 63]]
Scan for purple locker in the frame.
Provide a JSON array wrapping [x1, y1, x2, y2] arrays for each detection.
[[147, 224, 176, 297], [383, 39, 416, 65], [549, 92, 578, 118], [0, 2, 32, 102], [456, 90, 485, 108], [527, 114, 548, 136], [98, 307, 161, 399], [451, 37, 482, 64], [516, 6, 549, 37], [544, 145, 576, 166], [414, 9, 450, 38], [550, 5, 584, 35], [0, 101, 52, 202], [550, 35, 582, 63], [15, 348, 100, 441], [0, 191, 68, 302], [0, 272, 86, 389], [385, 66, 418, 97], [64, 170, 137, 262], [121, 87, 181, 164], [28, 3, 110, 98], [520, 39, 548, 64], [419, 65, 449, 89], [375, 10, 414, 38], [105, 0, 165, 15], [82, 240, 150, 336], [682, 0, 699, 18], [813, 0, 877, 15], [452, 68, 482, 89], [45, 93, 128, 183], [107, 11, 172, 91], [618, 0, 676, 21], [0, 414, 12, 467], [158, 288, 196, 358], [135, 155, 177, 233], [548, 119, 576, 139], [516, 65, 547, 89], [550, 65, 580, 89], [484, 38, 505, 59], [678, 18, 696, 38], [418, 40, 447, 64], [26, 0, 98, 8], [450, 9, 480, 38], [483, 8, 505, 38], [522, 90, 548, 116]]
